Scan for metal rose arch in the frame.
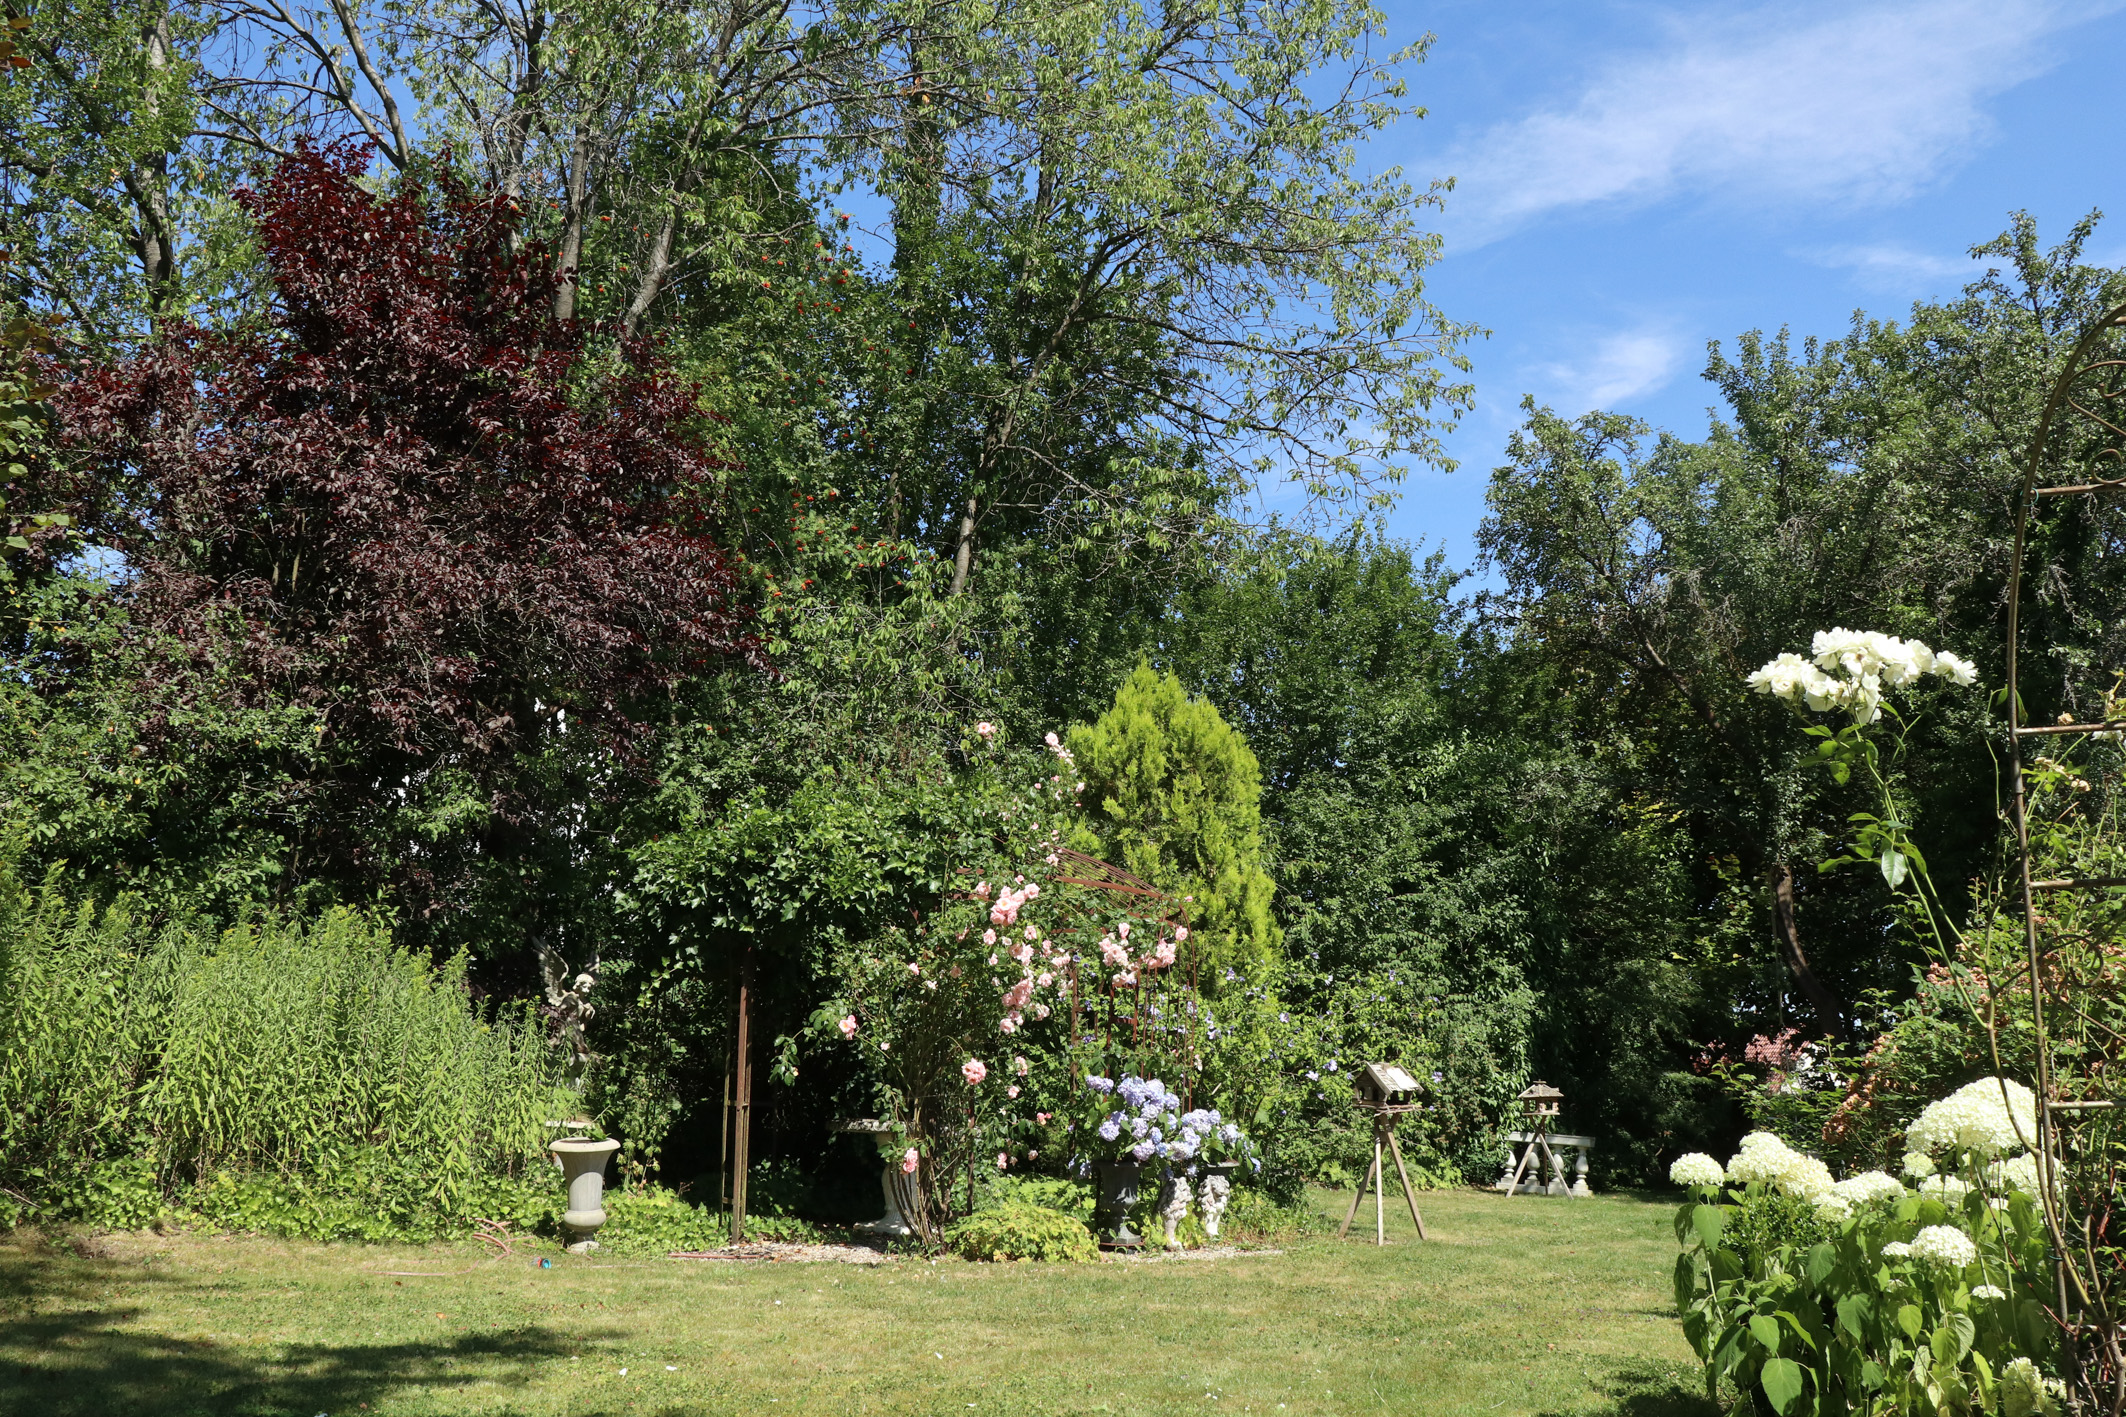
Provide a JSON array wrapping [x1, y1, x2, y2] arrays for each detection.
[[2003, 298, 2126, 1411]]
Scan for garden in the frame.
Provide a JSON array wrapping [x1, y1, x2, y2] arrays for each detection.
[[5, 1, 2126, 1414]]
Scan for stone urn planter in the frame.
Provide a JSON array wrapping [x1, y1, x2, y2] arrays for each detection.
[[551, 1134, 622, 1252], [1198, 1161, 1241, 1239], [1093, 1159, 1144, 1250]]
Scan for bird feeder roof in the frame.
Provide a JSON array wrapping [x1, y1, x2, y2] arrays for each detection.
[[1362, 1063, 1422, 1096], [1518, 1081, 1564, 1102]]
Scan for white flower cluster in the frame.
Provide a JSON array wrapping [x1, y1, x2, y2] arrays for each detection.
[[1813, 1192, 1854, 1222], [1908, 1224, 1978, 1270], [1971, 1284, 2008, 1301], [1916, 1174, 1971, 1203], [2001, 1356, 2066, 1417], [1746, 629, 1977, 724], [1997, 1152, 2049, 1197], [1881, 1241, 1911, 1259], [1906, 1077, 2039, 1158], [1669, 1152, 1726, 1189], [1725, 1132, 1834, 1199], [1832, 1170, 1905, 1207], [1903, 1150, 1936, 1178]]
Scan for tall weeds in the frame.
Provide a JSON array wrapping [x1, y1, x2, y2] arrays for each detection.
[[0, 859, 563, 1226]]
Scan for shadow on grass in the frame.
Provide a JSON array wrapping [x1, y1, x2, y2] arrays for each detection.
[[0, 1233, 607, 1417], [1541, 1362, 1723, 1417]]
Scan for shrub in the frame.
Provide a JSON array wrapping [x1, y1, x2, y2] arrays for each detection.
[[0, 861, 567, 1234], [945, 1201, 1097, 1263]]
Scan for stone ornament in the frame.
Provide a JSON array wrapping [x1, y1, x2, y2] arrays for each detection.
[[1159, 1174, 1193, 1250], [1199, 1171, 1233, 1239]]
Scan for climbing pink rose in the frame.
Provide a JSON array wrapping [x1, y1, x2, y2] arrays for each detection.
[[1007, 1085, 1020, 1099], [901, 1148, 919, 1174], [982, 929, 997, 946], [962, 1058, 988, 1086], [996, 1152, 1009, 1169], [1174, 926, 1189, 942], [838, 1014, 858, 1038], [1013, 1056, 1030, 1075], [975, 721, 997, 739]]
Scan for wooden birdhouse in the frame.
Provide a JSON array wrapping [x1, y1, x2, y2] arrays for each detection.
[[1354, 1062, 1422, 1112], [1517, 1080, 1564, 1126]]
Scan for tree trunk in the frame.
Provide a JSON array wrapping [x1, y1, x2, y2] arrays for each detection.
[[1768, 860, 1846, 1036], [948, 498, 977, 595]]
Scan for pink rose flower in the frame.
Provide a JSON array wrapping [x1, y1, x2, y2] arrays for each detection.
[[1024, 883, 1039, 899], [996, 1152, 1009, 1169], [982, 928, 997, 946], [1013, 1056, 1030, 1075], [962, 1058, 988, 1086], [1174, 926, 1189, 942], [975, 721, 996, 739], [1036, 1112, 1051, 1125], [1036, 971, 1053, 987], [838, 1014, 858, 1038], [1033, 1004, 1050, 1019], [901, 1148, 919, 1174], [1006, 1085, 1020, 1099], [1116, 921, 1131, 938]]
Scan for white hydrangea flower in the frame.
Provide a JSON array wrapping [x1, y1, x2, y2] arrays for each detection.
[[1932, 651, 1977, 686], [1906, 1077, 2039, 1157], [1727, 1132, 1798, 1184], [1999, 1152, 2048, 1197], [1881, 1241, 1911, 1259], [1917, 1175, 1971, 1203], [1909, 1224, 1978, 1270], [1971, 1284, 2007, 1301], [1777, 1154, 1837, 1201], [1813, 1192, 1854, 1222], [1833, 1170, 1906, 1206], [1903, 1150, 1936, 1178], [2001, 1356, 2066, 1417], [1669, 1153, 1726, 1189]]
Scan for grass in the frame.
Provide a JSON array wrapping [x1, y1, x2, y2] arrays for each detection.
[[0, 1187, 1716, 1417]]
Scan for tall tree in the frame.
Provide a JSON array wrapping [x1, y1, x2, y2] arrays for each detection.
[[46, 145, 761, 941]]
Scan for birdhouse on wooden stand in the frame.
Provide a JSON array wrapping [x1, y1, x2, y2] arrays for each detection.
[[1498, 1081, 1596, 1199], [1354, 1063, 1422, 1110], [1338, 1062, 1429, 1246]]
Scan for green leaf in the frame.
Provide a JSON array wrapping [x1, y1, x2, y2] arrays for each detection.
[[1692, 1203, 1726, 1251], [1836, 1292, 1873, 1340], [1749, 1314, 1783, 1355], [1897, 1305, 1923, 1341], [1759, 1356, 1805, 1414], [1805, 1242, 1836, 1285], [1879, 848, 1908, 889]]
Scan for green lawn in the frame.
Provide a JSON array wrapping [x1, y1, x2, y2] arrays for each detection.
[[0, 1188, 1714, 1416]]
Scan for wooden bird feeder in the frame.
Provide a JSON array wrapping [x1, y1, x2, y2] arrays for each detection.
[[1502, 1081, 1565, 1198], [1338, 1062, 1429, 1245]]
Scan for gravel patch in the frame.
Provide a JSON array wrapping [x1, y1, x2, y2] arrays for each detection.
[[668, 1241, 898, 1265]]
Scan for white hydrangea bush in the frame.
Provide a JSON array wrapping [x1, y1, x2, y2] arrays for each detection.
[[1670, 1078, 2060, 1415]]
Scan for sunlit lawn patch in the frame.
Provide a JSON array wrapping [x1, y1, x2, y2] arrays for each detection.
[[0, 1188, 1710, 1416]]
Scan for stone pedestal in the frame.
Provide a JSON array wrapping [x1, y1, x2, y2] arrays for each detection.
[[551, 1135, 622, 1248], [1496, 1131, 1597, 1197]]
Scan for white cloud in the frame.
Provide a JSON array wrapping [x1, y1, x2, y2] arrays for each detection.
[[1438, 0, 2116, 246], [1802, 242, 1980, 293], [1532, 328, 1689, 414]]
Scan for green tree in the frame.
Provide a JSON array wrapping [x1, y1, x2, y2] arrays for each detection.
[[1066, 662, 1279, 981]]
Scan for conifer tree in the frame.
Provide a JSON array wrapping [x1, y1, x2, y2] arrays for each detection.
[[1067, 663, 1280, 983]]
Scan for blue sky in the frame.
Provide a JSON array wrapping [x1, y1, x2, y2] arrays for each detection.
[[1371, 0, 2126, 575]]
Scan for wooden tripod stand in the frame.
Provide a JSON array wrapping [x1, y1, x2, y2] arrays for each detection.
[[1338, 1104, 1427, 1244]]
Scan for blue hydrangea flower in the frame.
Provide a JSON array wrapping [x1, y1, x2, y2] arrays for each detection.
[[1098, 1116, 1122, 1142], [1130, 1140, 1156, 1163], [1130, 1116, 1149, 1139], [1149, 1127, 1163, 1144], [1085, 1075, 1115, 1095]]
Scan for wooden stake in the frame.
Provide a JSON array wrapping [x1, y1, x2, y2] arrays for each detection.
[[731, 951, 753, 1244], [1386, 1128, 1428, 1240], [1374, 1133, 1385, 1245]]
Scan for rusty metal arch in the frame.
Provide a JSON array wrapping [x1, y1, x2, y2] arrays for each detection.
[[2003, 299, 2126, 1407]]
